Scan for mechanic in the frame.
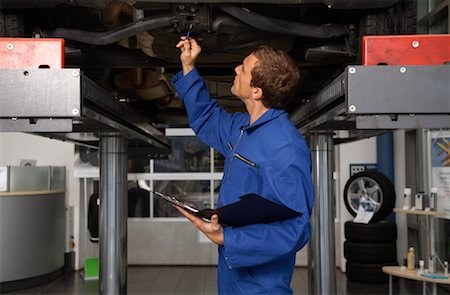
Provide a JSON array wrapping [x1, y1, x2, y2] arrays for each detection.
[[172, 37, 315, 294]]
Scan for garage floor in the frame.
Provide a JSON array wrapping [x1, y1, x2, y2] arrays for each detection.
[[6, 266, 450, 294]]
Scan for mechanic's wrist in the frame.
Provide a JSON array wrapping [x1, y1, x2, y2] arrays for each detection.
[[182, 64, 195, 75]]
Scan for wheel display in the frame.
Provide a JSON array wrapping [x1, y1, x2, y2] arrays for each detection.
[[343, 171, 396, 222]]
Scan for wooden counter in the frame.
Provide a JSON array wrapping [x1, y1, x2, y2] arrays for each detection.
[[382, 266, 450, 284], [383, 266, 449, 295], [393, 208, 446, 217]]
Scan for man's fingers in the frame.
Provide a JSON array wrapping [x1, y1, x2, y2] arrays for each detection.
[[211, 214, 219, 224], [175, 206, 193, 220], [210, 214, 221, 231], [176, 38, 191, 47], [190, 39, 201, 54], [175, 40, 185, 48], [175, 206, 202, 226]]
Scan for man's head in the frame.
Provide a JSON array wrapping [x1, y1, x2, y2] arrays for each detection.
[[231, 46, 300, 110]]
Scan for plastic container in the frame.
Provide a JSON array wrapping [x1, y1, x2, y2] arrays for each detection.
[[429, 187, 437, 210], [415, 192, 424, 210], [418, 260, 424, 274], [428, 256, 435, 273], [403, 188, 412, 209]]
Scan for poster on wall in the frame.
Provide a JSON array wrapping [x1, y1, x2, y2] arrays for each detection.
[[431, 132, 450, 219]]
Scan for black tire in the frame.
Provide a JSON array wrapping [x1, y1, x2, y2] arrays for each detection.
[[87, 193, 99, 242], [359, 0, 416, 36], [343, 171, 395, 222], [0, 12, 25, 36], [345, 220, 397, 243], [346, 261, 399, 284], [344, 241, 397, 263]]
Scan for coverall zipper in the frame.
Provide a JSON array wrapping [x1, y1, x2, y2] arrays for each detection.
[[223, 128, 245, 183], [234, 153, 257, 167]]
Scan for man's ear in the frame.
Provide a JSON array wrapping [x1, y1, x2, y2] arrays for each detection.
[[252, 87, 263, 100]]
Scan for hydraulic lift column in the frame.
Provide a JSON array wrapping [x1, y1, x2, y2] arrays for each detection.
[[99, 134, 128, 294], [308, 132, 336, 295]]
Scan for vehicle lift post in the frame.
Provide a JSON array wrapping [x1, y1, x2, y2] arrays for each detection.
[[99, 134, 128, 294], [308, 132, 336, 294]]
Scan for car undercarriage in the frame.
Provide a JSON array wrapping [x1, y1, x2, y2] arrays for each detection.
[[0, 0, 416, 126]]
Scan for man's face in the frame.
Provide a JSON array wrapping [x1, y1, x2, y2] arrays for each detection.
[[231, 53, 259, 101]]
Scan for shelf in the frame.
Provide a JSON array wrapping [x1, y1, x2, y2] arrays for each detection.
[[394, 208, 446, 217], [382, 266, 450, 284], [0, 189, 66, 197]]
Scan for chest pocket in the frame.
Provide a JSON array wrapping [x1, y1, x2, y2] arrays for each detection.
[[227, 152, 261, 195]]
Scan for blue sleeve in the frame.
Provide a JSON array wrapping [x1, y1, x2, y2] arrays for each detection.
[[172, 69, 242, 155], [222, 144, 314, 268]]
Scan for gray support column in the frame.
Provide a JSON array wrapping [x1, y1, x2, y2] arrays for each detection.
[[99, 134, 128, 294], [308, 132, 336, 295]]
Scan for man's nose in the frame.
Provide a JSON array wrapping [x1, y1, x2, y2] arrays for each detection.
[[234, 65, 241, 74]]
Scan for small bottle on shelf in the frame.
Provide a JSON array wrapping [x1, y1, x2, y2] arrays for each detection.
[[429, 187, 437, 211], [407, 247, 415, 270], [428, 256, 435, 273], [418, 260, 424, 274], [415, 192, 424, 210], [403, 188, 412, 209]]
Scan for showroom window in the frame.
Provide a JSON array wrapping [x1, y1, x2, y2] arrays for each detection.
[[128, 128, 224, 219]]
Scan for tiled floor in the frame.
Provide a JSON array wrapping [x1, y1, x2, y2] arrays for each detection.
[[5, 266, 450, 294]]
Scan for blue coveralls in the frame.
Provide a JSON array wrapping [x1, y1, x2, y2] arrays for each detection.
[[172, 69, 315, 294]]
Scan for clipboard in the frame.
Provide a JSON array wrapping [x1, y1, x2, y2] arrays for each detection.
[[150, 190, 301, 227]]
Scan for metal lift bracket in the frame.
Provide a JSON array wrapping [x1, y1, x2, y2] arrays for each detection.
[[346, 65, 450, 114], [0, 69, 80, 132]]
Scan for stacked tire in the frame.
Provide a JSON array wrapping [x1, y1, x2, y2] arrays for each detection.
[[343, 171, 399, 283], [344, 221, 399, 283]]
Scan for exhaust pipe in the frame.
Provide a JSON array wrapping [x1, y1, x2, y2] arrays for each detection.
[[217, 5, 347, 39], [44, 15, 177, 45]]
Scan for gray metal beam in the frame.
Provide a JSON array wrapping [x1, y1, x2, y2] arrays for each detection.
[[356, 114, 450, 129], [290, 72, 346, 131], [290, 65, 450, 135]]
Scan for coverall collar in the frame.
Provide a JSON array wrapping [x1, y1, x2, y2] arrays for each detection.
[[241, 108, 286, 130]]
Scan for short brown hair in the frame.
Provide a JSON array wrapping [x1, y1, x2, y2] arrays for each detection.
[[250, 46, 300, 109]]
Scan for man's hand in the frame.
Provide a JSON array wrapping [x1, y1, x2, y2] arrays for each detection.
[[176, 37, 201, 76], [175, 206, 224, 246]]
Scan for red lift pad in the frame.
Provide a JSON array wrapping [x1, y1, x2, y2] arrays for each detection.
[[362, 34, 450, 66], [0, 38, 65, 69]]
